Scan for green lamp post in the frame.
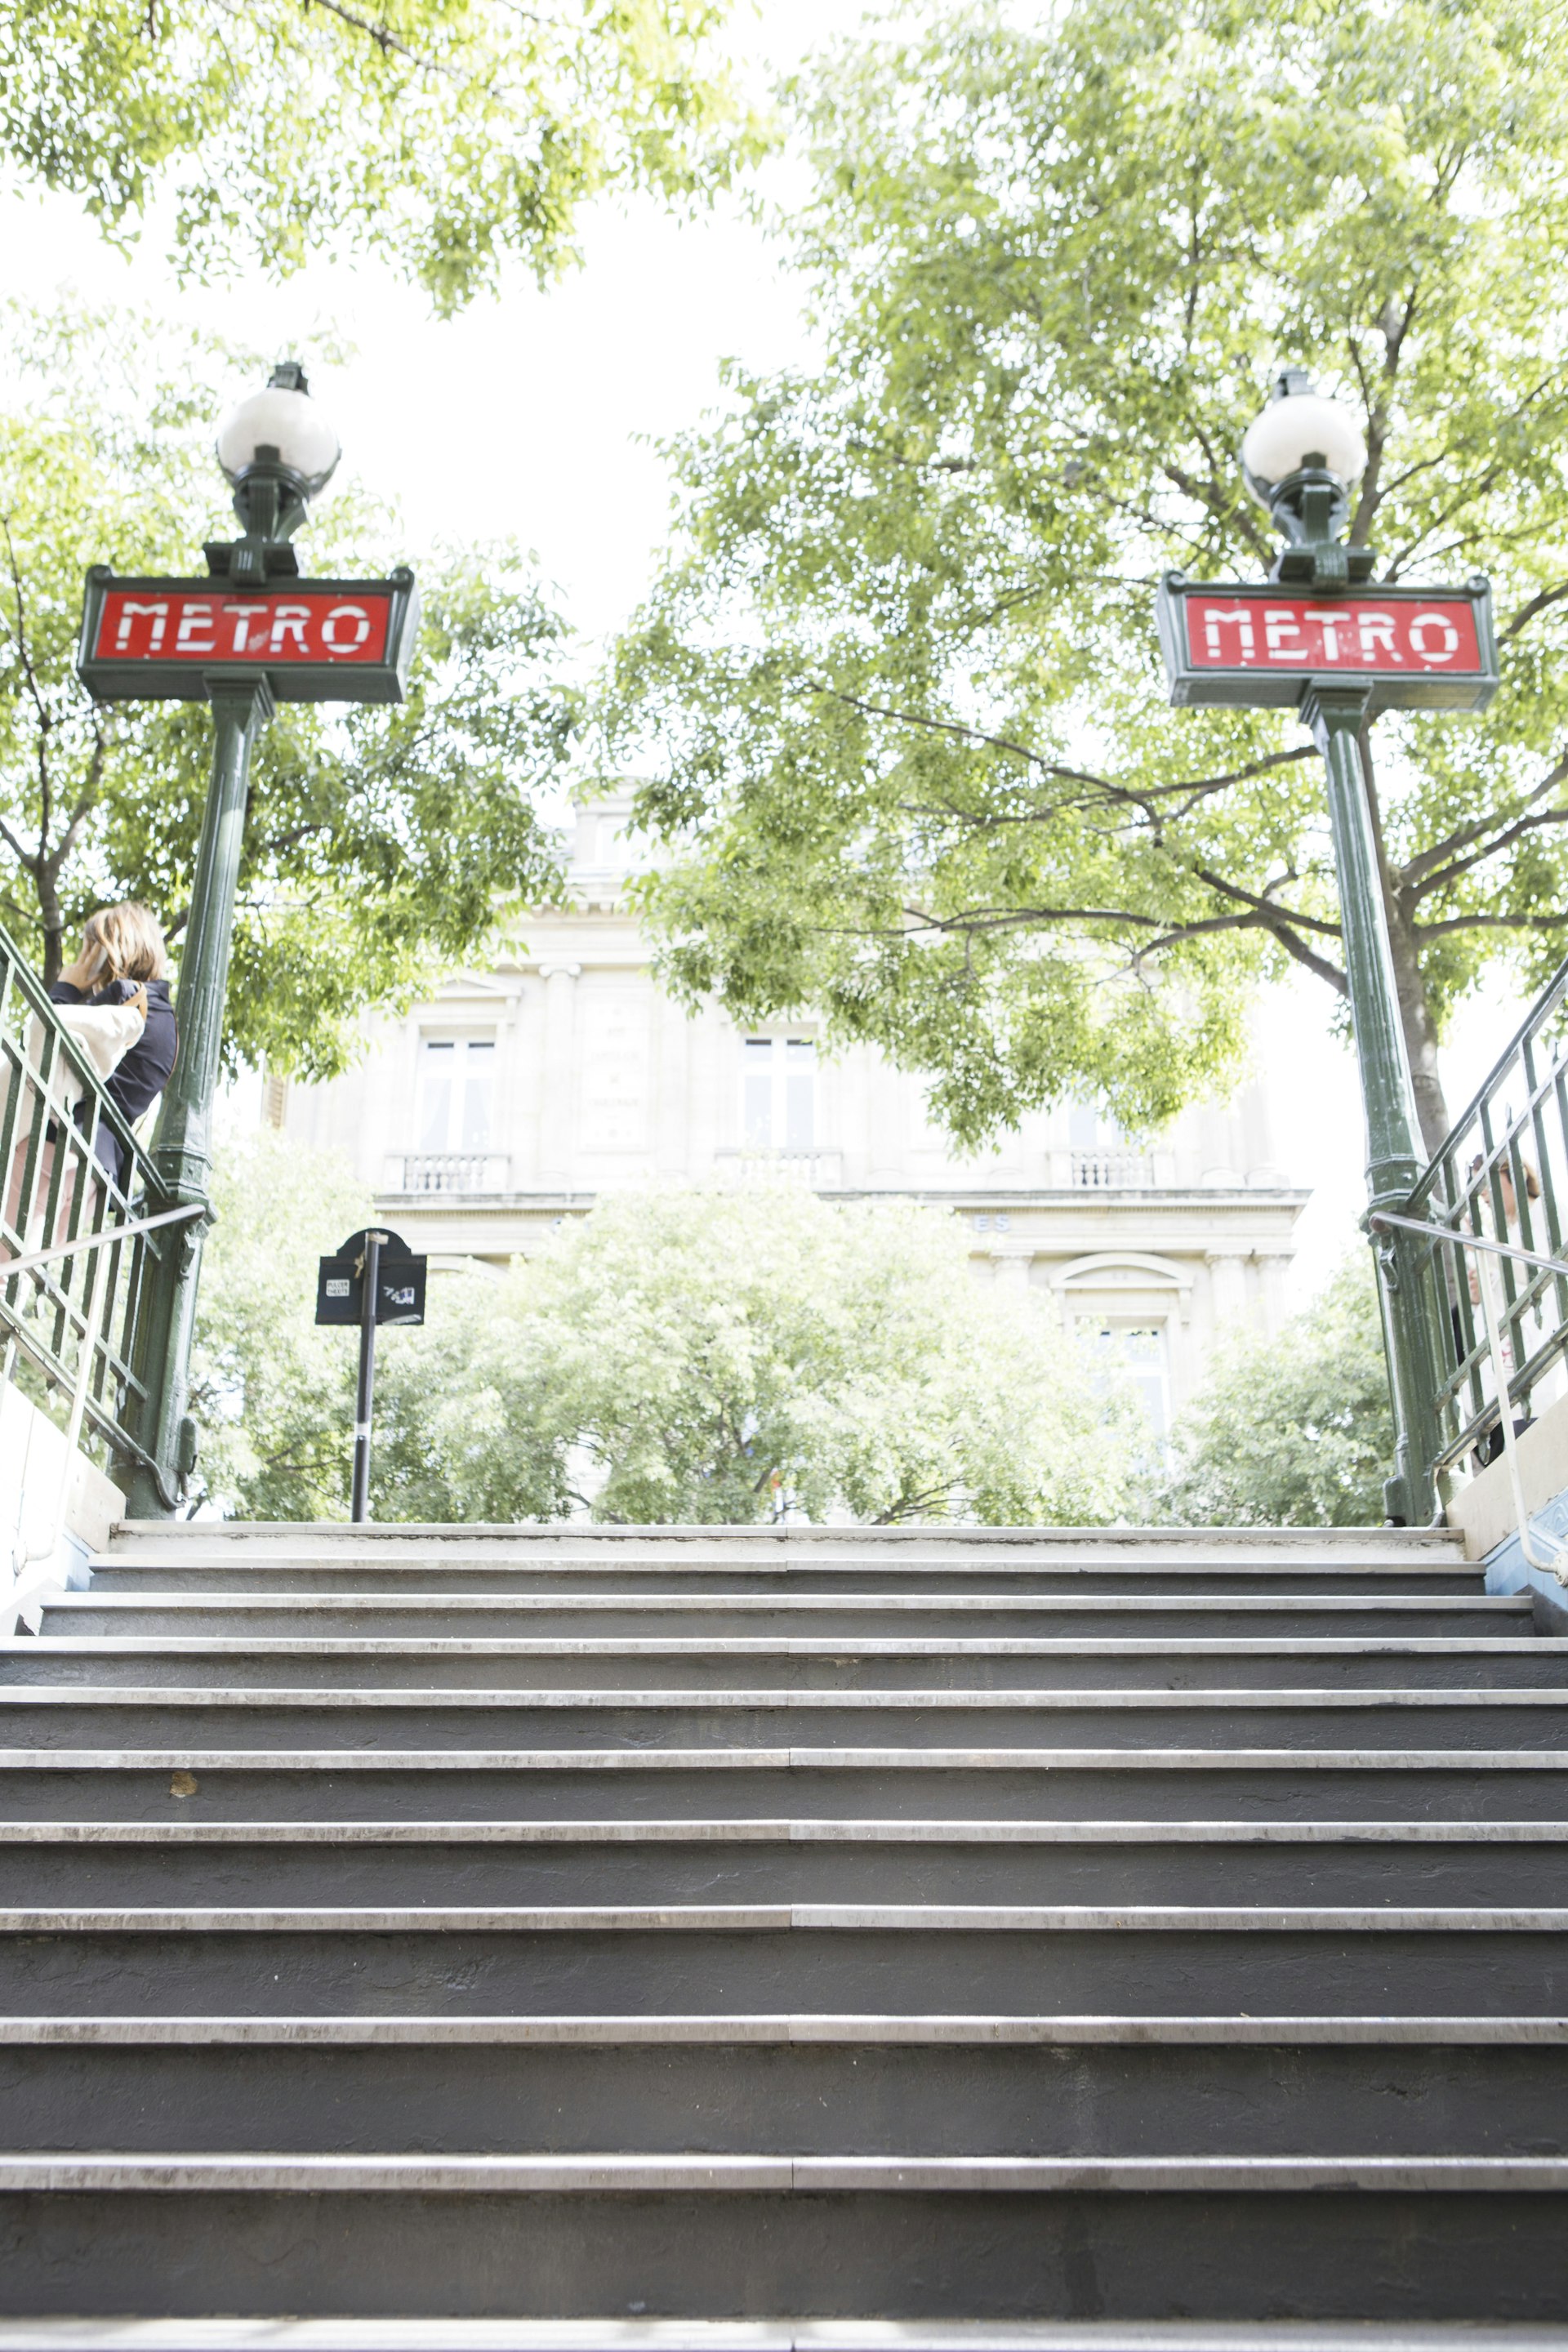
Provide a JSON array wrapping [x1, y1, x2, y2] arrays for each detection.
[[1240, 376, 1444, 1526], [1156, 372, 1499, 1526], [118, 368, 341, 1517]]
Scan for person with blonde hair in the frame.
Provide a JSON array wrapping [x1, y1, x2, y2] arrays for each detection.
[[48, 902, 177, 1187]]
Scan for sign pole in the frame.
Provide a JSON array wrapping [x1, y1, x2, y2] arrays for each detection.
[[122, 675, 274, 1516], [351, 1229, 383, 1524], [1304, 687, 1445, 1525]]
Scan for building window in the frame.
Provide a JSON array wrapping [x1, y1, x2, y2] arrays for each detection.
[[1085, 1321, 1172, 1437], [742, 1036, 815, 1150], [1067, 1103, 1148, 1189], [419, 1036, 497, 1155]]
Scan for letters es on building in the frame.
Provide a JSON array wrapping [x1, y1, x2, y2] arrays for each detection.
[[77, 568, 420, 705], [1155, 577, 1499, 714]]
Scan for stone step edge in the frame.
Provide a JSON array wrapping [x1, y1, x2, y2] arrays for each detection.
[[83, 1559, 1489, 1578], [5, 2012, 1566, 2047], [11, 1686, 1563, 1712], [4, 1903, 1567, 1932], [0, 2321, 1557, 2352], [47, 1597, 1521, 1616], [6, 1746, 1567, 1771], [0, 2323, 1560, 2352], [11, 1817, 1568, 1846], [102, 1520, 1465, 1543], [1, 2154, 1566, 2193], [9, 1638, 1552, 1657]]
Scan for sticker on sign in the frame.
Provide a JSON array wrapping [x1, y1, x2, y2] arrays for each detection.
[[1185, 593, 1481, 675], [96, 588, 392, 666]]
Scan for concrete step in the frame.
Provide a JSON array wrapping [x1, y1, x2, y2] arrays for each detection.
[[82, 1561, 1490, 1596], [0, 2158, 1565, 2321], [4, 1820, 1566, 1907], [0, 2324, 1561, 2352], [5, 1689, 1568, 1752], [4, 1750, 1568, 1823], [99, 1521, 1470, 1566], [8, 1640, 1565, 1693], [1, 1912, 1565, 2017], [39, 1597, 1527, 1642], [4, 2021, 1567, 2155]]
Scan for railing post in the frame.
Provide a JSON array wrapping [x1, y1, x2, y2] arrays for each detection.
[[1302, 684, 1443, 1523], [121, 674, 274, 1517]]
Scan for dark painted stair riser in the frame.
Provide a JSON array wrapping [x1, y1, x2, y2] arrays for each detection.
[[4, 1759, 1568, 1822], [3, 2185, 1568, 2323], [9, 1642, 1566, 1691], [4, 2038, 1567, 2157], [10, 1695, 1568, 1750], [2, 1925, 1566, 2017], [6, 1831, 1568, 1905]]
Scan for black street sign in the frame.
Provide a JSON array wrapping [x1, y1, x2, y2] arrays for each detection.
[[315, 1227, 427, 1328]]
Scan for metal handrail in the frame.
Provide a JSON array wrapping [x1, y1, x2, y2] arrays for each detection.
[[1373, 1208, 1568, 1584], [1371, 1209, 1568, 1286], [1388, 955, 1568, 1557], [0, 920, 189, 1532], [2, 1200, 203, 1284]]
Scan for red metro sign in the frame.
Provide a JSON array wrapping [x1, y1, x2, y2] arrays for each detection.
[[1156, 576, 1499, 714], [77, 568, 420, 705], [97, 586, 391, 666]]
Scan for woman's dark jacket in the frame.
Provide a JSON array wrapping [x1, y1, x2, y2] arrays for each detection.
[[47, 976, 177, 1187]]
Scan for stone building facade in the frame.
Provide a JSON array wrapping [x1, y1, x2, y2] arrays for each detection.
[[278, 798, 1307, 1431]]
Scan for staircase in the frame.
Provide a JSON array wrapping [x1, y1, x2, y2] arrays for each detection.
[[2, 1518, 1567, 2337]]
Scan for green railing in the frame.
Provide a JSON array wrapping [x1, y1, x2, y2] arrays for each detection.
[[0, 922, 196, 1507], [1378, 956, 1568, 1519]]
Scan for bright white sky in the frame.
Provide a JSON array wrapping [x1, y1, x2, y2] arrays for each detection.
[[0, 0, 1530, 1307]]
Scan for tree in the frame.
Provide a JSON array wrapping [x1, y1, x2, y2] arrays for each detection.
[[0, 304, 572, 1079], [187, 1126, 371, 1518], [0, 0, 753, 314], [607, 0, 1568, 1154], [193, 1160, 1141, 1523], [370, 1185, 1140, 1524], [1147, 1255, 1394, 1527]]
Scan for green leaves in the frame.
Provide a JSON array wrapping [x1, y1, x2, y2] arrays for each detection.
[[0, 302, 574, 1077], [1149, 1252, 1396, 1526], [0, 0, 758, 313], [606, 0, 1568, 1147], [198, 1169, 1143, 1525]]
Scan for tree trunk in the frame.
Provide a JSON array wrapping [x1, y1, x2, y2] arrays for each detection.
[[1384, 893, 1450, 1161]]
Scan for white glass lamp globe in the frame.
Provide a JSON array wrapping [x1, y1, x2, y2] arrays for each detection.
[[216, 383, 341, 496], [1241, 388, 1366, 492]]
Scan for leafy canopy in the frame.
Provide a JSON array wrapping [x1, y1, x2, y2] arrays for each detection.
[[0, 304, 572, 1077], [607, 0, 1568, 1150], [194, 1155, 1141, 1526], [0, 0, 755, 314]]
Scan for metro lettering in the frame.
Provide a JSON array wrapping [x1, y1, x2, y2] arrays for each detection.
[[175, 604, 218, 655], [113, 600, 169, 653], [269, 604, 311, 653], [1185, 592, 1482, 677], [93, 585, 394, 667]]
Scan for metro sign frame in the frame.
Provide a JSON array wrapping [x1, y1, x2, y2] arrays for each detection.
[[1155, 572, 1499, 715], [77, 564, 421, 704]]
